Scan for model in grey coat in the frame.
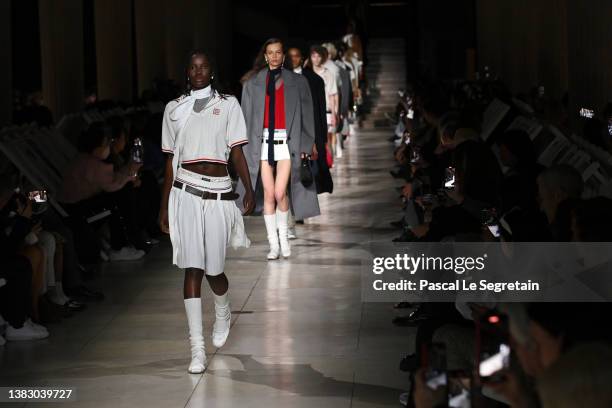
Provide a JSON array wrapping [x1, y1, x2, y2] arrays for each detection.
[[236, 68, 321, 221]]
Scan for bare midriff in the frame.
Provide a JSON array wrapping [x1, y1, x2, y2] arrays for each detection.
[[182, 161, 229, 177]]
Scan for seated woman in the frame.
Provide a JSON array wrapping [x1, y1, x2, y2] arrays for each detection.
[[58, 122, 144, 261]]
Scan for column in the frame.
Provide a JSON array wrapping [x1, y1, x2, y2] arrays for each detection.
[[134, 0, 166, 96], [94, 0, 133, 102], [0, 0, 11, 125], [38, 0, 84, 120]]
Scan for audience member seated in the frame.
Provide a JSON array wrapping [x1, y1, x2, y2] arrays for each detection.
[[536, 165, 583, 241], [57, 122, 145, 261], [0, 179, 50, 342]]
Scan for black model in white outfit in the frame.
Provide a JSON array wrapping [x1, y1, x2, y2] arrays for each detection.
[[161, 83, 252, 374]]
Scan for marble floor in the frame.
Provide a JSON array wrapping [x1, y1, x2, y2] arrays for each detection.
[[0, 127, 416, 407]]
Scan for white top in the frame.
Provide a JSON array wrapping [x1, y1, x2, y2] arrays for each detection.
[[162, 93, 248, 165], [323, 59, 342, 88], [314, 66, 337, 112]]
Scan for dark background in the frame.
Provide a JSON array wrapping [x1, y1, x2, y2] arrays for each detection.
[[1, 0, 610, 126]]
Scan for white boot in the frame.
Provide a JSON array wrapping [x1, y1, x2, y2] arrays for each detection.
[[264, 214, 280, 260], [277, 210, 291, 258], [212, 292, 231, 348], [336, 137, 343, 158], [184, 298, 206, 374]]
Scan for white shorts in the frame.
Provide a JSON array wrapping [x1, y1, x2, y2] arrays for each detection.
[[261, 128, 290, 161], [168, 168, 250, 275]]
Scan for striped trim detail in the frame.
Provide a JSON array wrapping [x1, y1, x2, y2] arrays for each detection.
[[229, 139, 249, 147], [162, 148, 174, 153], [181, 157, 228, 165], [175, 177, 231, 192]]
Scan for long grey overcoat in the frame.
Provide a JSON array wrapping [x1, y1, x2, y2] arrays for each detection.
[[236, 68, 321, 220]]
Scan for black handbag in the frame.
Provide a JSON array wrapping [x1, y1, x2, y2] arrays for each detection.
[[300, 157, 314, 187]]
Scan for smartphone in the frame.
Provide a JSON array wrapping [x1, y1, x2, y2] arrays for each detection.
[[410, 148, 421, 164], [407, 108, 414, 119], [480, 209, 501, 238], [477, 312, 511, 383], [487, 224, 501, 238], [537, 86, 545, 97], [579, 107, 594, 119], [444, 167, 455, 188], [425, 342, 448, 390], [28, 190, 48, 203]]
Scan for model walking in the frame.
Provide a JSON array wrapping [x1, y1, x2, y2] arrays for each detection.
[[159, 50, 255, 374], [239, 38, 320, 260]]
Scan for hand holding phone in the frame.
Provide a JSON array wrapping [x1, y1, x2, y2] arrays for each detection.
[[478, 312, 511, 383]]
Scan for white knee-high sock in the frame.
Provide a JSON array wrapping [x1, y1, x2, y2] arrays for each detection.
[[184, 298, 204, 347], [184, 297, 206, 371]]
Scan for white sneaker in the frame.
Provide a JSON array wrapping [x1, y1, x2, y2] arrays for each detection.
[[25, 319, 49, 336], [109, 247, 145, 261], [5, 323, 49, 341]]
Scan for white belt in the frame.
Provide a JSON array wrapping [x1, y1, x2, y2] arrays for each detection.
[[263, 128, 287, 139]]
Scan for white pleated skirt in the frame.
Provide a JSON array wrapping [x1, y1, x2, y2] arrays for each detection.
[[168, 168, 250, 275]]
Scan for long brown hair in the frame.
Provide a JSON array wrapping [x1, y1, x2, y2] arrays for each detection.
[[240, 38, 284, 84]]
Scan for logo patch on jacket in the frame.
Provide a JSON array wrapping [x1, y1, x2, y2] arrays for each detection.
[[213, 108, 221, 115]]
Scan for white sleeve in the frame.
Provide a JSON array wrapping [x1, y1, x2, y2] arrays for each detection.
[[328, 72, 338, 96], [161, 102, 176, 154], [227, 98, 248, 148]]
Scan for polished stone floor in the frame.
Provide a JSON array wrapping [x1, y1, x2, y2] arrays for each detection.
[[0, 127, 415, 407]]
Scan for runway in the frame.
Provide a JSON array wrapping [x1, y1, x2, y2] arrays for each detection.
[[0, 127, 414, 407]]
